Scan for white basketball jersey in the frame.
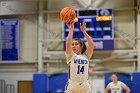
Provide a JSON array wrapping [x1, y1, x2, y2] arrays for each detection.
[[107, 81, 127, 93], [66, 52, 89, 82]]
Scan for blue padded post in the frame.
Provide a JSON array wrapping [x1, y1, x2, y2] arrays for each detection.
[[33, 73, 47, 93], [49, 73, 68, 93], [132, 72, 140, 93]]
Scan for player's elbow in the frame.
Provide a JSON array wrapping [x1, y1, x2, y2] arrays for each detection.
[[126, 87, 131, 93], [89, 43, 94, 50], [90, 40, 94, 48], [104, 90, 108, 93], [104, 88, 109, 93], [127, 88, 131, 93], [92, 43, 94, 49]]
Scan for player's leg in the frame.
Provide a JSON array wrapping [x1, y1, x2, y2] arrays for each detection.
[[65, 87, 75, 93], [77, 88, 91, 93], [64, 81, 74, 93], [65, 89, 74, 93]]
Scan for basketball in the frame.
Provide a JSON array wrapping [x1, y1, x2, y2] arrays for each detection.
[[60, 7, 76, 23]]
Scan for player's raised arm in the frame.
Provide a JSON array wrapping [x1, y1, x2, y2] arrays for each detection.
[[65, 22, 75, 56], [80, 22, 94, 59]]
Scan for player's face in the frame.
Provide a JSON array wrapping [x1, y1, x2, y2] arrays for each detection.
[[72, 40, 82, 54], [111, 74, 118, 82]]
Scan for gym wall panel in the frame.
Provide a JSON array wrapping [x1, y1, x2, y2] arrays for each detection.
[[137, 9, 140, 71], [103, 62, 134, 73], [47, 0, 73, 10], [47, 0, 134, 10], [19, 15, 37, 62], [138, 0, 140, 6], [44, 14, 64, 51], [92, 0, 134, 8], [44, 63, 68, 74], [0, 2, 1, 13], [0, 1, 37, 15], [114, 10, 135, 49]]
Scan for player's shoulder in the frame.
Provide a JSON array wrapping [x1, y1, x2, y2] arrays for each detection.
[[118, 81, 125, 85], [65, 51, 77, 64], [118, 81, 123, 84], [81, 53, 89, 59], [108, 81, 113, 85]]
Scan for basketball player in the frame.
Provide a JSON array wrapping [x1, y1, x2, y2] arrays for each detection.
[[104, 72, 131, 93], [64, 21, 94, 93]]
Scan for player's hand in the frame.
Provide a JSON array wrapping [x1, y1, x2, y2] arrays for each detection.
[[80, 22, 86, 33], [66, 22, 75, 32]]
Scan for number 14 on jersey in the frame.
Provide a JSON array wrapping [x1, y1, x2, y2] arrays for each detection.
[[77, 65, 85, 74]]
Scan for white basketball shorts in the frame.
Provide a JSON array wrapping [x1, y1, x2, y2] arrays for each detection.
[[65, 79, 91, 93]]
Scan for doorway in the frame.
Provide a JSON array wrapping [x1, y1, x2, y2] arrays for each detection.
[[18, 81, 33, 93]]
